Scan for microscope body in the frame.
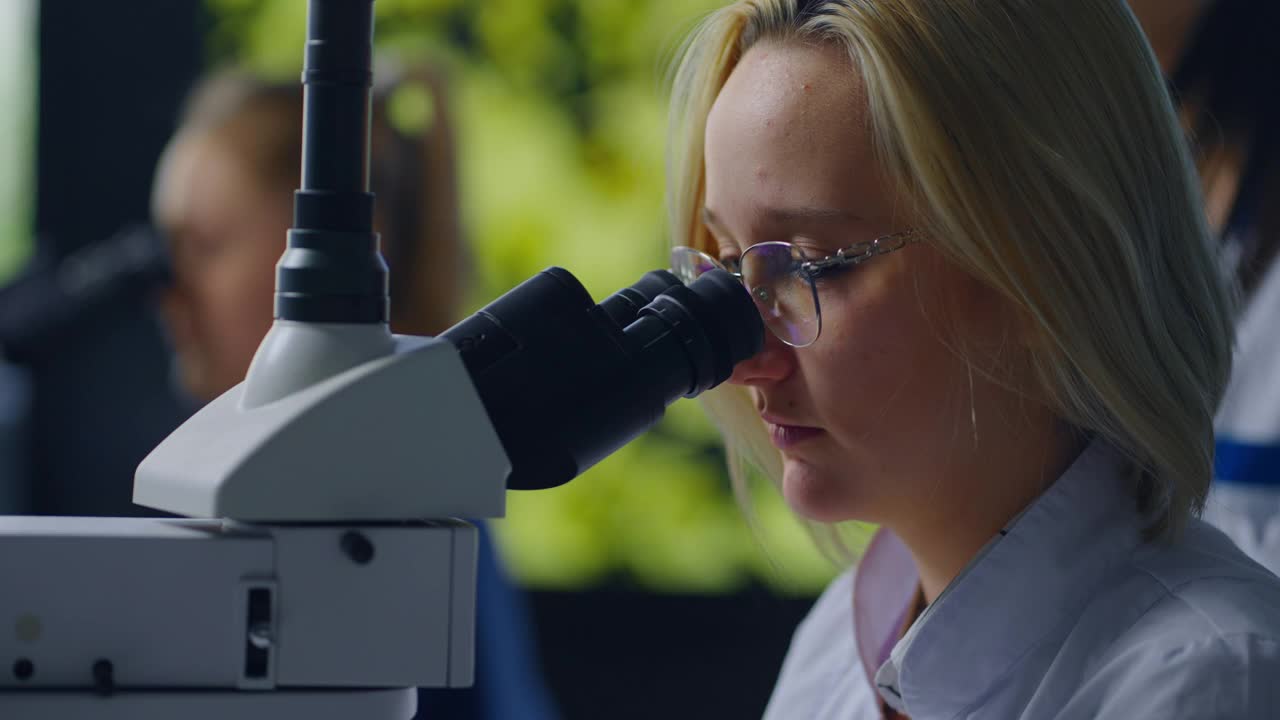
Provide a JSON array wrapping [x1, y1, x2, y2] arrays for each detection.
[[0, 329, 502, 719], [0, 0, 764, 713], [0, 519, 467, 720]]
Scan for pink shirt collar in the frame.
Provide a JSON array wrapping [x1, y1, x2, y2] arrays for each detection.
[[852, 528, 918, 695]]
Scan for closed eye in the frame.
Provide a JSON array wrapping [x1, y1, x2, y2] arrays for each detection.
[[719, 255, 742, 274]]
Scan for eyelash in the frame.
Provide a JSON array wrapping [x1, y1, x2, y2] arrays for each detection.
[[710, 232, 857, 286], [811, 264, 855, 285]]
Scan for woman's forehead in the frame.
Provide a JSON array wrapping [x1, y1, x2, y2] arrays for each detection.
[[724, 40, 865, 116], [152, 135, 208, 233], [704, 41, 882, 226], [153, 133, 263, 232]]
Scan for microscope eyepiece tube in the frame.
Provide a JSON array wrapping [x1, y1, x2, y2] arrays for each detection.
[[275, 0, 389, 325], [441, 267, 763, 490], [595, 270, 683, 330]]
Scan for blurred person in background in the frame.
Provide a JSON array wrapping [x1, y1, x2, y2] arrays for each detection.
[[1129, 0, 1280, 575], [667, 0, 1279, 717], [151, 65, 558, 720]]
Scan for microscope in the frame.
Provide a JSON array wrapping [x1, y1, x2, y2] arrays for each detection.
[[0, 1, 761, 718]]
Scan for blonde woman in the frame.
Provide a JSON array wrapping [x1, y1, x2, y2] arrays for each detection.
[[666, 1, 1280, 717]]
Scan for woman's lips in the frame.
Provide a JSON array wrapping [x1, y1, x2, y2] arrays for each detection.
[[766, 422, 823, 449]]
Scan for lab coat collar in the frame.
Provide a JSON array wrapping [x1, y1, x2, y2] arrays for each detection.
[[874, 439, 1143, 717]]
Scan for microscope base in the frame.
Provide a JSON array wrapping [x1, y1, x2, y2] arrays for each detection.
[[0, 687, 416, 719]]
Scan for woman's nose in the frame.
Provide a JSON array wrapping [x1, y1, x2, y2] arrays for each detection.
[[727, 328, 795, 387]]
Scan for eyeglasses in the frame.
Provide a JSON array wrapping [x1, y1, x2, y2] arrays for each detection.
[[670, 230, 920, 347]]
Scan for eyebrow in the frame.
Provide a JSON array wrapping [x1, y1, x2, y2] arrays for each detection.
[[700, 207, 728, 237], [701, 206, 863, 234]]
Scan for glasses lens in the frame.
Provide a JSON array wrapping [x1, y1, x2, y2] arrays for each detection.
[[740, 243, 819, 347], [670, 246, 722, 285]]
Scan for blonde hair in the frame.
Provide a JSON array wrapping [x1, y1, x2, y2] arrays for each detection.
[[667, 0, 1235, 543]]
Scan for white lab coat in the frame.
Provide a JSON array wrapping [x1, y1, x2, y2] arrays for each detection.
[[764, 440, 1280, 719], [1207, 251, 1280, 575]]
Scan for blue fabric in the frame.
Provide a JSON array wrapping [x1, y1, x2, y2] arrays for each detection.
[[1215, 438, 1280, 487], [0, 362, 30, 513]]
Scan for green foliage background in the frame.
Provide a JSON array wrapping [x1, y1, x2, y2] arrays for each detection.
[[205, 0, 843, 595], [0, 0, 37, 283]]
